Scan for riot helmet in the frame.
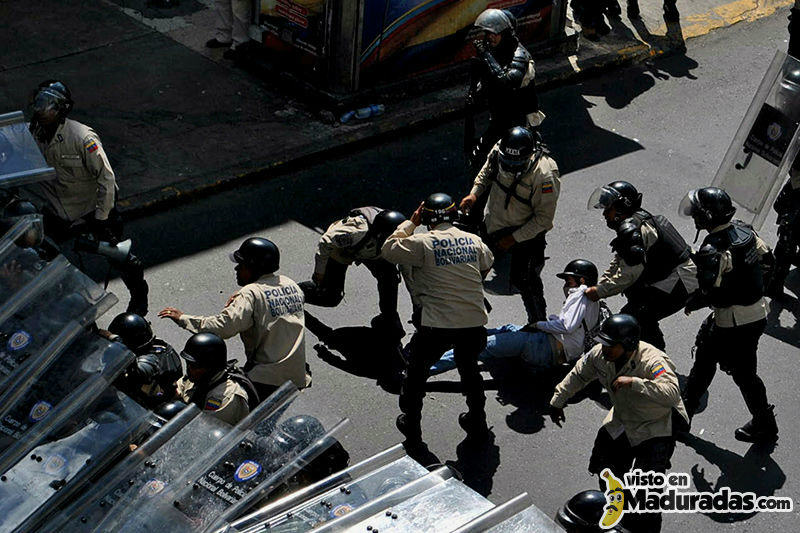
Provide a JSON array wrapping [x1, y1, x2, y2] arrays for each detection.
[[420, 193, 458, 226], [108, 312, 155, 352], [596, 314, 640, 352], [180, 333, 227, 371], [29, 80, 73, 143], [610, 220, 646, 266], [1, 199, 43, 247], [229, 237, 280, 274], [273, 415, 326, 451], [474, 8, 515, 34], [499, 126, 536, 172], [556, 489, 607, 531], [556, 259, 598, 286], [154, 401, 188, 421], [678, 187, 736, 229], [372, 210, 407, 247], [692, 243, 722, 289], [588, 181, 642, 223], [777, 66, 800, 122]]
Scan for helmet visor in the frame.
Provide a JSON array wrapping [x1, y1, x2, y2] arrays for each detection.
[[677, 190, 697, 218], [587, 186, 620, 210]]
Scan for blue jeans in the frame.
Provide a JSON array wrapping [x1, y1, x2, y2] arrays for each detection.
[[429, 324, 554, 375]]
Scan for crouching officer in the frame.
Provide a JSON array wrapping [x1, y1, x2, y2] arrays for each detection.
[[23, 80, 148, 315], [175, 333, 256, 425], [585, 181, 697, 350], [550, 314, 689, 532], [767, 164, 800, 297], [381, 193, 494, 448], [103, 312, 182, 409], [159, 237, 311, 400], [461, 127, 559, 322], [679, 187, 778, 442], [299, 207, 407, 338]]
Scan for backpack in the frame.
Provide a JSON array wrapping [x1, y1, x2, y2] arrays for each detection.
[[582, 301, 612, 354]]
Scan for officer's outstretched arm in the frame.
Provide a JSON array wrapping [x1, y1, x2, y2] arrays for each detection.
[[550, 351, 598, 408]]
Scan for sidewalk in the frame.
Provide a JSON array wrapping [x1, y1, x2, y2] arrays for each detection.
[[0, 0, 792, 214]]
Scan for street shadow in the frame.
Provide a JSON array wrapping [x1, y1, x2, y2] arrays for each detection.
[[446, 433, 500, 497], [304, 312, 405, 393], [683, 435, 785, 523], [765, 271, 800, 349]]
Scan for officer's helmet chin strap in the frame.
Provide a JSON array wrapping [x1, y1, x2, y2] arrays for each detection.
[[694, 228, 701, 244]]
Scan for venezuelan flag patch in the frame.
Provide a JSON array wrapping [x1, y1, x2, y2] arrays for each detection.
[[542, 181, 554, 194], [652, 364, 666, 379], [205, 397, 223, 411], [84, 140, 99, 153]]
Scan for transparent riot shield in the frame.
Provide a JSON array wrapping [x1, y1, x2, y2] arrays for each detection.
[[47, 404, 208, 533], [0, 111, 55, 188], [0, 215, 47, 310], [0, 260, 117, 392], [0, 388, 152, 533], [312, 474, 493, 533], [111, 385, 349, 533], [712, 51, 800, 229], [226, 445, 430, 533], [453, 493, 564, 533], [0, 332, 134, 468]]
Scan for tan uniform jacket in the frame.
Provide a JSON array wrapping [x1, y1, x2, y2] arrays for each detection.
[[705, 223, 769, 327], [381, 220, 493, 328], [550, 342, 689, 446], [178, 274, 310, 388], [314, 215, 380, 276], [176, 372, 249, 425], [596, 220, 698, 298], [470, 144, 560, 242], [31, 119, 116, 221]]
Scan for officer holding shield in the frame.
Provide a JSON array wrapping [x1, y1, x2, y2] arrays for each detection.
[[381, 193, 494, 447], [461, 126, 560, 322]]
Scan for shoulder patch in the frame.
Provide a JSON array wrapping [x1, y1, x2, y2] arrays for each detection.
[[84, 139, 99, 153], [205, 397, 223, 411], [651, 363, 666, 379], [542, 180, 554, 194]]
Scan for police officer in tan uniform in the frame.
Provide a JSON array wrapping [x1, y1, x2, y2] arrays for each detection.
[[160, 238, 311, 400], [585, 181, 697, 350], [299, 207, 407, 338], [175, 333, 251, 425], [549, 314, 688, 532], [24, 80, 148, 315], [381, 193, 494, 447], [461, 126, 559, 322]]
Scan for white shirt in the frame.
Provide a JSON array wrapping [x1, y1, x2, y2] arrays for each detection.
[[535, 284, 599, 361]]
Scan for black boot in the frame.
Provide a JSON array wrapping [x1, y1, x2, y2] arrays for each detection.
[[734, 405, 778, 443], [458, 412, 490, 441], [396, 413, 422, 444]]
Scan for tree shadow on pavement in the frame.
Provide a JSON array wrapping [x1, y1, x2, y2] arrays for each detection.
[[682, 435, 785, 523]]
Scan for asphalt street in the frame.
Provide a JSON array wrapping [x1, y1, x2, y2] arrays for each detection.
[[88, 11, 798, 532]]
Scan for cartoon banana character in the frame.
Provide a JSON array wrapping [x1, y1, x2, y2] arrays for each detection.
[[600, 468, 625, 528]]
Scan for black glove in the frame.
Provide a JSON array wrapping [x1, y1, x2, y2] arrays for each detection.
[[88, 217, 118, 245], [473, 39, 489, 57]]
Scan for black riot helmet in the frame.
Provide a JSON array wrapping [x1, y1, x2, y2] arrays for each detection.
[[474, 8, 515, 35], [154, 401, 188, 421], [610, 220, 646, 266], [1, 199, 43, 248], [777, 66, 800, 122], [29, 80, 73, 129], [556, 259, 598, 286], [180, 333, 227, 371], [108, 312, 155, 352], [678, 187, 736, 230], [556, 490, 608, 532], [596, 314, 641, 352], [420, 193, 458, 226], [229, 237, 280, 274], [588, 181, 643, 228], [273, 415, 326, 451], [372, 210, 407, 247], [498, 126, 536, 172]]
